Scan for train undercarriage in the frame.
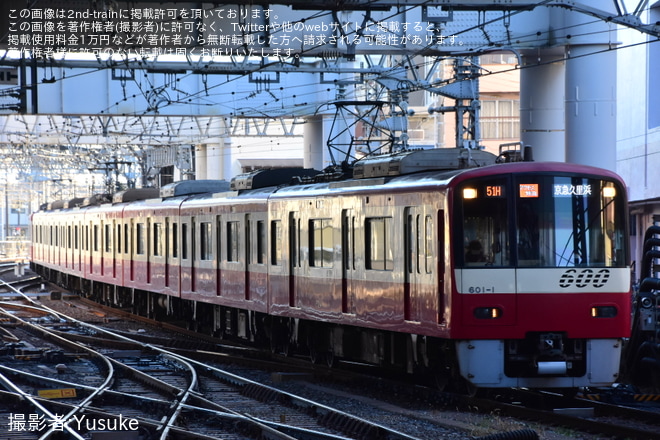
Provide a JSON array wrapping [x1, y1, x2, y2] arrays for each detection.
[[32, 265, 466, 390], [32, 262, 619, 392]]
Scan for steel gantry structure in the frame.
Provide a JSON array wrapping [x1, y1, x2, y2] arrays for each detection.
[[0, 0, 658, 194]]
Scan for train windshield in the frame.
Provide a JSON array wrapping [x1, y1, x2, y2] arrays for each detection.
[[457, 174, 627, 268]]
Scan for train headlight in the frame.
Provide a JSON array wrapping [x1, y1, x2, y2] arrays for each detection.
[[602, 186, 616, 198], [474, 307, 502, 319], [591, 305, 617, 318], [463, 188, 478, 199]]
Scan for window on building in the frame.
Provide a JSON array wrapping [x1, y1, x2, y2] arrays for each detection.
[[481, 100, 520, 140]]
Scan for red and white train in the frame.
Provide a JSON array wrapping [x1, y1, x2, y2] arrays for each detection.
[[30, 148, 631, 390]]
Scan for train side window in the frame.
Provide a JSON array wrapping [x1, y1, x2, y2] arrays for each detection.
[[366, 217, 393, 271], [289, 213, 301, 268], [93, 224, 99, 252], [172, 223, 179, 258], [425, 215, 434, 274], [181, 223, 188, 259], [200, 222, 212, 260], [310, 218, 333, 268], [104, 224, 111, 252], [136, 223, 145, 255], [227, 221, 240, 262], [256, 220, 266, 264], [154, 223, 163, 257], [123, 224, 129, 254], [116, 224, 121, 254], [74, 225, 79, 250], [271, 220, 282, 265]]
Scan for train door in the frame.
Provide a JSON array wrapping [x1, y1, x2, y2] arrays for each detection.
[[215, 215, 222, 296], [245, 214, 251, 300], [91, 222, 97, 274], [341, 209, 356, 314], [112, 220, 117, 278], [147, 218, 152, 284], [100, 221, 105, 276], [65, 224, 70, 269], [404, 207, 422, 322], [288, 211, 300, 307], [129, 219, 135, 281], [165, 217, 170, 288], [191, 217, 196, 292], [76, 223, 81, 271], [437, 212, 446, 325]]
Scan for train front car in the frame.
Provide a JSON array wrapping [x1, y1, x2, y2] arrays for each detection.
[[450, 162, 631, 389]]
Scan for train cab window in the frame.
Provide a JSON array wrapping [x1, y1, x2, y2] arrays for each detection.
[[271, 220, 282, 265], [514, 176, 626, 267], [366, 217, 393, 271], [457, 178, 510, 267], [200, 222, 212, 260]]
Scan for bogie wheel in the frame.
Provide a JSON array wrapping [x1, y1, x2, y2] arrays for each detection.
[[325, 349, 336, 368]]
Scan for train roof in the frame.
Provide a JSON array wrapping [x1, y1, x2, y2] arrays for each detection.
[[160, 179, 231, 197], [36, 148, 626, 213], [353, 148, 496, 178]]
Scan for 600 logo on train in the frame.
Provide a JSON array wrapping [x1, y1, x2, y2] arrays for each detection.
[[559, 269, 611, 288]]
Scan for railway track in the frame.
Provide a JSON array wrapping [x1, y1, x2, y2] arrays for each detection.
[[0, 275, 440, 440], [448, 388, 660, 440]]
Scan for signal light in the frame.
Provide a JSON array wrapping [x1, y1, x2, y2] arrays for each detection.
[[591, 306, 617, 318], [474, 307, 503, 319]]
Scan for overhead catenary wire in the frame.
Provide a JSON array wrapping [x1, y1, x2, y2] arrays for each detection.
[[0, 1, 658, 179]]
